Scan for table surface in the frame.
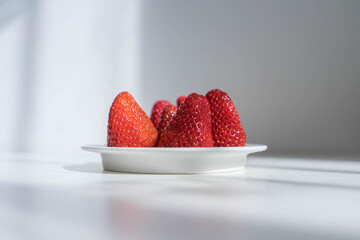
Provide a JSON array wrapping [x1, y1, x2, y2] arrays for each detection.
[[0, 152, 360, 240]]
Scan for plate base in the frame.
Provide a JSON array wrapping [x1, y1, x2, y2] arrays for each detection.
[[82, 144, 267, 174]]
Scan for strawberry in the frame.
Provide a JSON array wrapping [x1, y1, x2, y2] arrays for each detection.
[[206, 89, 246, 147], [150, 100, 171, 128], [158, 93, 214, 147], [176, 96, 187, 107], [107, 92, 158, 147], [157, 104, 178, 134]]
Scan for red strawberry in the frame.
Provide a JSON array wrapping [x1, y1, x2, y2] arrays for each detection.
[[206, 89, 246, 147], [150, 100, 171, 128], [176, 96, 187, 107], [158, 93, 214, 147], [108, 92, 158, 147], [157, 104, 178, 134]]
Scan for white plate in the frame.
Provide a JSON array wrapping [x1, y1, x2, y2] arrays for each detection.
[[81, 144, 267, 174]]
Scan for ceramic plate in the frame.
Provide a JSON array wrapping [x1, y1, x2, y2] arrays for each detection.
[[81, 144, 267, 174]]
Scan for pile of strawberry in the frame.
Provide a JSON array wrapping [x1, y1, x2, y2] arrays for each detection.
[[107, 89, 246, 147]]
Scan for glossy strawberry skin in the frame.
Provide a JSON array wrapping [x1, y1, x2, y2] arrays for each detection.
[[158, 93, 214, 147], [150, 100, 171, 128], [157, 104, 178, 134], [206, 89, 246, 147], [176, 96, 187, 107], [107, 92, 158, 147]]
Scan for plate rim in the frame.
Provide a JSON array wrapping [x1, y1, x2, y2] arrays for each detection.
[[81, 143, 267, 154]]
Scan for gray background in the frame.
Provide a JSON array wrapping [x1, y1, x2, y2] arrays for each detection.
[[0, 0, 359, 154], [139, 0, 360, 154]]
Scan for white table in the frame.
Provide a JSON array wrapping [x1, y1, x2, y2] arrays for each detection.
[[0, 152, 359, 240]]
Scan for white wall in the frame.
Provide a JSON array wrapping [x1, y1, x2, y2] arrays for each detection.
[[0, 0, 359, 154], [0, 0, 143, 153]]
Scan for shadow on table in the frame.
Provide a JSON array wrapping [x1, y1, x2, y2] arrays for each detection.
[[248, 154, 360, 175], [62, 162, 213, 175], [63, 161, 360, 194], [248, 163, 360, 174], [63, 162, 117, 174]]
